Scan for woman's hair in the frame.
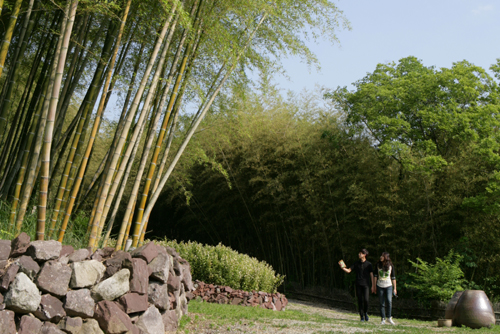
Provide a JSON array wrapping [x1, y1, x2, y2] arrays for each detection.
[[379, 252, 392, 271], [360, 248, 369, 256]]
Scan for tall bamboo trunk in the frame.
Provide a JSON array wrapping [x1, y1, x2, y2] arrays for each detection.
[[87, 3, 178, 248], [53, 14, 90, 147], [48, 20, 118, 238], [116, 14, 191, 250], [0, 16, 58, 198], [14, 8, 68, 234], [56, 0, 132, 242], [137, 14, 269, 240], [53, 20, 103, 154], [130, 26, 202, 248], [0, 0, 36, 124], [138, 73, 189, 245], [0, 0, 24, 141], [102, 120, 145, 248], [37, 0, 79, 240]]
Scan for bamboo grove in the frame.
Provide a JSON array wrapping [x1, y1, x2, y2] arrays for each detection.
[[0, 0, 348, 248]]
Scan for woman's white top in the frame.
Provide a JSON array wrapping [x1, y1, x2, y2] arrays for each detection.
[[376, 265, 394, 288]]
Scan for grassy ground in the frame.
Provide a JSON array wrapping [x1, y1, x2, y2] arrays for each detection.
[[0, 200, 95, 247], [178, 299, 500, 333]]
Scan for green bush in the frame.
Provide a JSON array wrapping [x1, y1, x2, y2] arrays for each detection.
[[406, 250, 466, 302], [159, 239, 284, 293]]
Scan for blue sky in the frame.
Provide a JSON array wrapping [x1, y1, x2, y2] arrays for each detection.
[[274, 0, 499, 92]]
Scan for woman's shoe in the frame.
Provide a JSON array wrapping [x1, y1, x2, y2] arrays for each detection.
[[388, 317, 395, 325], [381, 319, 386, 325]]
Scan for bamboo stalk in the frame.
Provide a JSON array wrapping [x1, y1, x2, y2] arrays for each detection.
[[131, 26, 202, 248], [57, 0, 132, 242], [137, 13, 270, 240], [15, 7, 69, 235], [37, 0, 79, 240], [49, 20, 119, 238], [0, 0, 25, 143], [87, 3, 178, 248]]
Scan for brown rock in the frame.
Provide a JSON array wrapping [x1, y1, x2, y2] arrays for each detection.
[[60, 245, 75, 258], [19, 315, 43, 334], [164, 246, 179, 258], [123, 258, 148, 294], [80, 319, 104, 334], [167, 274, 180, 293], [41, 322, 66, 334], [169, 291, 178, 310], [0, 260, 7, 270], [104, 251, 132, 278], [148, 282, 170, 311], [131, 242, 158, 263], [28, 240, 62, 261], [34, 294, 66, 323], [179, 260, 194, 291], [10, 232, 30, 257], [148, 252, 170, 283], [57, 316, 82, 334], [91, 247, 115, 261], [0, 264, 19, 291], [136, 305, 164, 334], [231, 298, 243, 305], [94, 300, 139, 334], [68, 249, 90, 263], [0, 240, 11, 261], [37, 260, 72, 297], [173, 258, 181, 276], [275, 299, 282, 311], [185, 292, 194, 301], [15, 255, 41, 280], [64, 289, 95, 318], [118, 293, 149, 314], [0, 310, 16, 333], [161, 310, 179, 332]]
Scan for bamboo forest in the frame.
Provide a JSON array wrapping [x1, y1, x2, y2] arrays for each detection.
[[0, 0, 500, 305]]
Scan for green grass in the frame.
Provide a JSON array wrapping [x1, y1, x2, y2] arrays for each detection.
[[179, 299, 500, 333], [0, 200, 95, 248]]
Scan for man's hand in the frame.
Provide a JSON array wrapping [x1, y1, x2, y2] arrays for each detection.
[[371, 286, 376, 294]]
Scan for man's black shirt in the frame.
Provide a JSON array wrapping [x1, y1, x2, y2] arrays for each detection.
[[350, 260, 373, 286]]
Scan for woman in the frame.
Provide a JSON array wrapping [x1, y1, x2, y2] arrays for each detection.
[[372, 252, 397, 325]]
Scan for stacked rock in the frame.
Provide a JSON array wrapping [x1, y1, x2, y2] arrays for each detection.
[[192, 280, 288, 311], [0, 233, 194, 334]]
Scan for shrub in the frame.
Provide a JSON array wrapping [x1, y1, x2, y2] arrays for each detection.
[[406, 250, 466, 302], [159, 239, 284, 293]]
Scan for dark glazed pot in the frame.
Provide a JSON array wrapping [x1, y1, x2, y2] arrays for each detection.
[[453, 290, 495, 329], [445, 291, 463, 323]]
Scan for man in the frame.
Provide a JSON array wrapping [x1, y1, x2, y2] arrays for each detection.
[[339, 249, 374, 322]]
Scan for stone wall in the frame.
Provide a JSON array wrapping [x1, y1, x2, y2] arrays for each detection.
[[193, 280, 288, 311], [0, 233, 194, 333]]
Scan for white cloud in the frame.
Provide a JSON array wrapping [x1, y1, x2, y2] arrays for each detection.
[[472, 4, 494, 15]]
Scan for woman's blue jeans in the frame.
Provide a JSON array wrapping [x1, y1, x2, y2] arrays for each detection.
[[377, 286, 393, 319]]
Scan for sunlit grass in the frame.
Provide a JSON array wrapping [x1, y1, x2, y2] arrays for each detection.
[[179, 299, 500, 334]]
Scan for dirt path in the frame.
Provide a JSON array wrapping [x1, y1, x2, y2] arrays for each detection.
[[180, 299, 458, 333]]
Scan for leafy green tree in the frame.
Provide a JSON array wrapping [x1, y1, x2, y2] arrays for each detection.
[[407, 250, 466, 302]]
